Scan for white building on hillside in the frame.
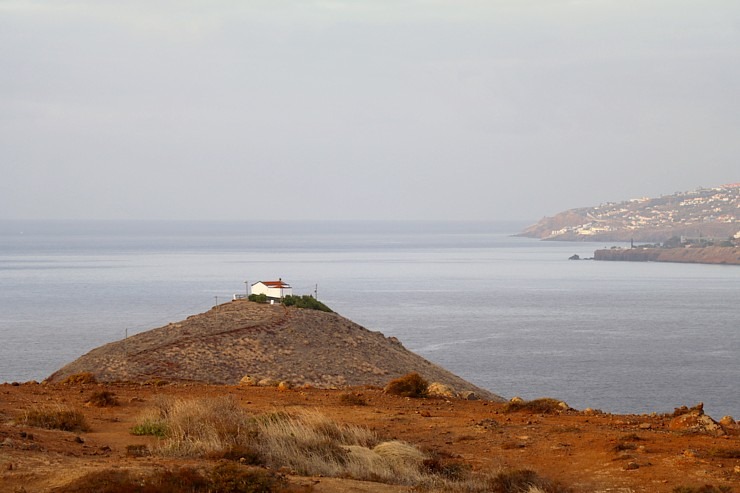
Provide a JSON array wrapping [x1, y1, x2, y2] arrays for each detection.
[[251, 279, 292, 299]]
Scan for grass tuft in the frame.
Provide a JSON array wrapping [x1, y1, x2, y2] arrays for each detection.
[[21, 405, 90, 432]]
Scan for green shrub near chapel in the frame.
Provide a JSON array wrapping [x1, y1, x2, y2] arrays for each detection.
[[248, 293, 269, 303], [282, 295, 332, 312], [247, 291, 332, 312]]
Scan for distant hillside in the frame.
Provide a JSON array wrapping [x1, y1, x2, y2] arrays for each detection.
[[47, 301, 503, 401], [519, 184, 739, 242]]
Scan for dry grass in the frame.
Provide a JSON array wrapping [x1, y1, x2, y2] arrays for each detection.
[[503, 398, 564, 414], [131, 396, 569, 490], [417, 468, 572, 493], [146, 396, 256, 457], [20, 405, 90, 432], [60, 372, 97, 385]]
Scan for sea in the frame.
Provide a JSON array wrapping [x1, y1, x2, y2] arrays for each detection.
[[0, 220, 737, 418]]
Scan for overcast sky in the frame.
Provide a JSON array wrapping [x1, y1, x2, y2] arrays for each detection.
[[1, 1, 738, 221]]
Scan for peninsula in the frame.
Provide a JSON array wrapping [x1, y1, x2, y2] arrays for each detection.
[[519, 183, 739, 243]]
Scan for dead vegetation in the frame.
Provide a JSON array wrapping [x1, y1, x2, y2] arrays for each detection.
[[20, 405, 90, 432], [128, 395, 571, 490], [86, 390, 119, 407]]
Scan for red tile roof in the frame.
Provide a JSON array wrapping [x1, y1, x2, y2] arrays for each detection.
[[259, 280, 291, 288]]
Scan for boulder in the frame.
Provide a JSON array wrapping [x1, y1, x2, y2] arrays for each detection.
[[427, 382, 457, 399], [238, 375, 258, 386]]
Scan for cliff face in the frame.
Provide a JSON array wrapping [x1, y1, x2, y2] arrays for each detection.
[[47, 301, 503, 401], [594, 246, 740, 265]]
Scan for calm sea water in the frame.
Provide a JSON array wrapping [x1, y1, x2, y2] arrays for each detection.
[[0, 220, 737, 418]]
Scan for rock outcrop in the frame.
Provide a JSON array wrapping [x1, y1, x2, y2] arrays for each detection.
[[669, 403, 726, 436], [593, 246, 740, 265], [46, 301, 503, 401]]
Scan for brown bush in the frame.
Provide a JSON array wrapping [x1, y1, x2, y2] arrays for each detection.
[[503, 398, 564, 414], [384, 373, 429, 398], [483, 469, 572, 493], [339, 392, 367, 406], [87, 391, 119, 407]]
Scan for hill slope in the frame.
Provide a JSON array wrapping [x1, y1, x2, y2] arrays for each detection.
[[520, 184, 739, 242], [47, 300, 502, 401]]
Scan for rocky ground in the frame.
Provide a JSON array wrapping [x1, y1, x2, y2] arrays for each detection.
[[1, 381, 738, 492]]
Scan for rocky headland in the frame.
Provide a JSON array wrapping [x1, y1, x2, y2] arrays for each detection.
[[47, 300, 501, 401]]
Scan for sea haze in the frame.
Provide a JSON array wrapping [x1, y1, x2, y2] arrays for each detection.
[[0, 220, 737, 418]]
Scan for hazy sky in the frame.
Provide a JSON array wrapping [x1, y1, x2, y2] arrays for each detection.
[[2, 1, 738, 221]]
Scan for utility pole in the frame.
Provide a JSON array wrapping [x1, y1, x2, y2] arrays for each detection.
[[314, 284, 318, 299], [215, 295, 219, 308], [245, 280, 249, 296]]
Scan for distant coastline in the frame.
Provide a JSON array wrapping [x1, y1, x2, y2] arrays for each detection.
[[593, 246, 740, 266], [519, 183, 739, 243]]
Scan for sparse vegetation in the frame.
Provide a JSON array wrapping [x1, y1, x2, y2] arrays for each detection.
[[339, 392, 368, 406], [130, 420, 168, 438], [482, 469, 572, 493], [706, 448, 740, 459], [613, 442, 637, 452], [384, 372, 429, 398], [60, 372, 97, 385], [248, 293, 269, 303], [21, 405, 90, 432], [130, 396, 479, 486], [50, 464, 308, 493], [503, 398, 564, 414], [87, 390, 119, 407], [125, 444, 150, 458], [673, 486, 733, 493]]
